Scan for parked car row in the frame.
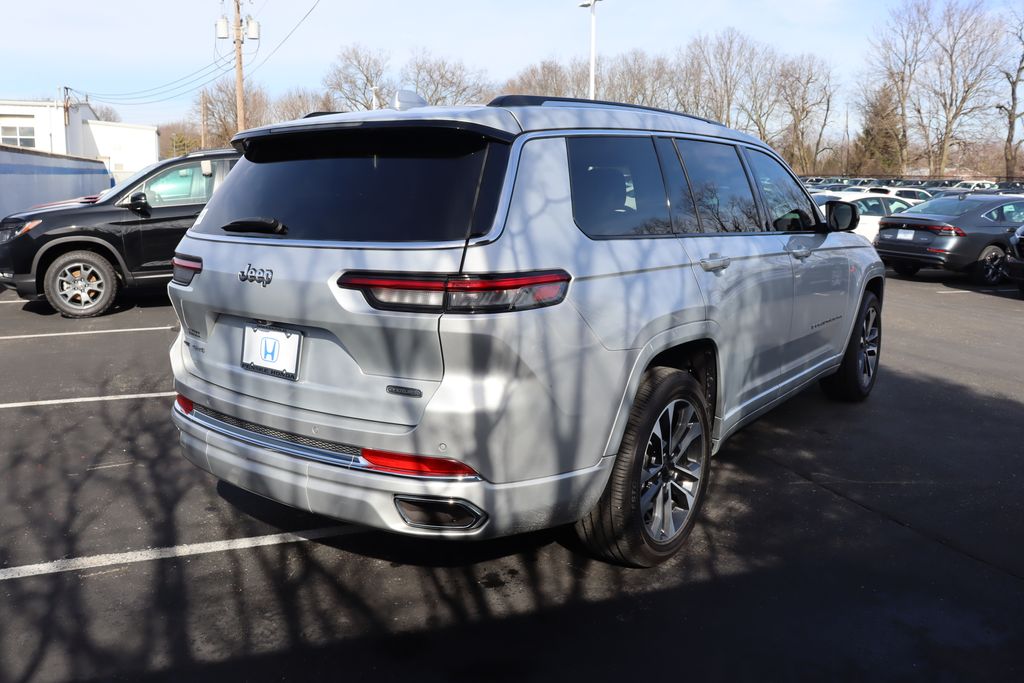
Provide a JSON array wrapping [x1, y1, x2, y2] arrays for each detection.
[[806, 181, 1024, 288]]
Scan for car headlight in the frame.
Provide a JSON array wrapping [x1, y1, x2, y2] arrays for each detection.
[[0, 219, 41, 244]]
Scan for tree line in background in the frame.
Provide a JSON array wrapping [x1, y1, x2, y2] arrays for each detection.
[[153, 0, 1024, 179]]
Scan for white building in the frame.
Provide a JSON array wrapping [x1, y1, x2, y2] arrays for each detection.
[[0, 99, 158, 181]]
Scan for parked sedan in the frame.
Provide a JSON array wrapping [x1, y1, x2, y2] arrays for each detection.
[[874, 194, 1021, 284]]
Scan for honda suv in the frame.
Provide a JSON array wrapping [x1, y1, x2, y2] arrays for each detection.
[[0, 149, 238, 317], [168, 96, 884, 566]]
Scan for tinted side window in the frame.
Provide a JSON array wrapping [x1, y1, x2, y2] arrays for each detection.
[[566, 136, 672, 238], [653, 137, 701, 234], [745, 149, 816, 231], [675, 139, 761, 233]]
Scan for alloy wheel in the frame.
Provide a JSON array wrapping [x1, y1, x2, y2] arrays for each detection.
[[858, 305, 880, 387], [639, 398, 705, 543], [56, 262, 105, 310]]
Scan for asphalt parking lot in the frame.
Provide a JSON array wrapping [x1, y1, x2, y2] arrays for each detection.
[[0, 273, 1022, 682]]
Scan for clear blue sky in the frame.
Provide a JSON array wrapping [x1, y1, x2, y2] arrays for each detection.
[[0, 0, 979, 125]]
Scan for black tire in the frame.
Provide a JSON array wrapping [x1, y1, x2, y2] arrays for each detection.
[[821, 290, 881, 402], [576, 368, 711, 568], [971, 245, 1006, 286], [43, 250, 119, 318], [892, 262, 920, 277]]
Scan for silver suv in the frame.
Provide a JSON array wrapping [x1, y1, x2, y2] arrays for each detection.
[[168, 95, 884, 566]]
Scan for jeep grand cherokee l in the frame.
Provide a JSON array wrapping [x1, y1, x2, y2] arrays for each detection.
[[0, 149, 238, 317], [168, 96, 883, 567]]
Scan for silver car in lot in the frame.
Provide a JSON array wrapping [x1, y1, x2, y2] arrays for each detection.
[[168, 95, 884, 566]]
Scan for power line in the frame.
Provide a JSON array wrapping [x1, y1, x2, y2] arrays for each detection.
[[70, 61, 236, 107], [246, 0, 321, 79], [76, 56, 232, 99], [74, 57, 234, 103]]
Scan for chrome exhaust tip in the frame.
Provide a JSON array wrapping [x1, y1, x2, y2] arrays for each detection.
[[394, 496, 487, 531]]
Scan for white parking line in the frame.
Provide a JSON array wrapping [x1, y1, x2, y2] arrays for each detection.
[[0, 526, 357, 581], [86, 461, 135, 471], [0, 300, 25, 305], [0, 391, 175, 410], [0, 325, 174, 341]]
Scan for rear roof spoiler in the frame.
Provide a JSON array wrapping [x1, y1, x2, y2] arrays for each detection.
[[231, 119, 517, 153]]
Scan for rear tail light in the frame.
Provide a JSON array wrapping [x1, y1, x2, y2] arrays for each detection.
[[361, 448, 479, 478], [171, 254, 203, 286], [338, 270, 571, 313], [175, 394, 194, 414], [927, 225, 966, 237]]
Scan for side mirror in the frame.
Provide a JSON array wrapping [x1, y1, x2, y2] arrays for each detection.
[[128, 191, 149, 211], [826, 200, 859, 232]]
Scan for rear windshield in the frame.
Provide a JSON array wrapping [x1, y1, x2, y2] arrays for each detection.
[[907, 196, 986, 217], [193, 127, 510, 242]]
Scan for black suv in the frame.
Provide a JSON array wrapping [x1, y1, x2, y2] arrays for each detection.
[[0, 149, 238, 317]]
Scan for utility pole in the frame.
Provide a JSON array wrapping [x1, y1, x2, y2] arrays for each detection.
[[200, 90, 208, 149], [218, 2, 258, 133], [233, 0, 245, 132]]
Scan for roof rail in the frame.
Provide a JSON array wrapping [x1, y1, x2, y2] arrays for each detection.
[[486, 95, 724, 127], [302, 111, 337, 118]]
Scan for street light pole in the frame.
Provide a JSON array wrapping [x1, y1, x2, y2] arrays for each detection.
[[579, 0, 602, 100]]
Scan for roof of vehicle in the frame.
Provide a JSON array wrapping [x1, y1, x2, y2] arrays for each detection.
[[182, 148, 237, 159], [232, 97, 767, 149]]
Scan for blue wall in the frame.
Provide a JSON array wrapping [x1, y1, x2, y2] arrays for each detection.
[[0, 147, 111, 219]]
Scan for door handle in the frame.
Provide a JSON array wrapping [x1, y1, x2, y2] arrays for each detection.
[[789, 247, 812, 260], [700, 254, 732, 272]]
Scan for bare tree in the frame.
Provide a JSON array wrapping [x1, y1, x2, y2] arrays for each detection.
[[997, 9, 1024, 178], [870, 0, 931, 174], [671, 43, 715, 120], [272, 87, 335, 122], [503, 59, 573, 97], [778, 54, 836, 174], [91, 104, 121, 122], [691, 28, 751, 127], [157, 120, 201, 159], [400, 50, 492, 106], [323, 44, 394, 111], [603, 50, 672, 108], [736, 42, 783, 143], [912, 0, 1001, 175], [194, 78, 272, 148]]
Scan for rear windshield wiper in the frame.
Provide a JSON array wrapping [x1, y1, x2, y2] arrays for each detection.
[[221, 217, 288, 235]]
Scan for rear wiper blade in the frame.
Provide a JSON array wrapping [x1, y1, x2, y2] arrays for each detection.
[[222, 217, 287, 235]]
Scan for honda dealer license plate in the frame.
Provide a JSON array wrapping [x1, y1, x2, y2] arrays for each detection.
[[241, 324, 303, 380], [897, 229, 915, 240]]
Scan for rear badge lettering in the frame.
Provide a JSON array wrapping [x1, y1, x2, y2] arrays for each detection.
[[238, 264, 273, 287], [387, 385, 423, 398]]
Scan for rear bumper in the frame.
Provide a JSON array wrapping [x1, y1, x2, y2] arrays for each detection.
[[875, 247, 974, 271], [172, 403, 613, 539]]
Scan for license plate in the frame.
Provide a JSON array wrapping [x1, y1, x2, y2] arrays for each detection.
[[897, 229, 915, 240], [241, 324, 303, 380]]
